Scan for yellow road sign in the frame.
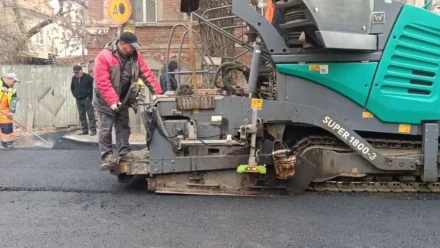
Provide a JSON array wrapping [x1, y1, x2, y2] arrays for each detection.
[[108, 0, 132, 25]]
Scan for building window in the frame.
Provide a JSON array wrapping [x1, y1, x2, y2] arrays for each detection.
[[35, 32, 44, 45], [132, 0, 157, 23]]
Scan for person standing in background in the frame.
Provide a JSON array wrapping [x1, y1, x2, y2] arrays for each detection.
[[71, 65, 97, 136], [159, 61, 179, 92], [0, 73, 19, 149]]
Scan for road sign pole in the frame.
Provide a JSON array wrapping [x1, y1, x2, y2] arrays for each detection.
[[118, 25, 123, 36]]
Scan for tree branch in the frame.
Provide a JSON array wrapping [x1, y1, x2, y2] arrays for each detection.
[[3, 0, 88, 63], [58, 0, 65, 16], [11, 6, 26, 35], [27, 19, 55, 38], [73, 0, 87, 8], [22, 0, 90, 40], [26, 0, 65, 38]]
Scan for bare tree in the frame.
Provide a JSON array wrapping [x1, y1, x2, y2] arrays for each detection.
[[433, 0, 440, 13], [0, 0, 89, 64]]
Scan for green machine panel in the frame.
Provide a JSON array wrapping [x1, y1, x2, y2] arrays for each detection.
[[366, 4, 440, 124], [277, 63, 378, 107]]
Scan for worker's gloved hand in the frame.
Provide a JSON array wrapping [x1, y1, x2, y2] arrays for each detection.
[[110, 102, 121, 111]]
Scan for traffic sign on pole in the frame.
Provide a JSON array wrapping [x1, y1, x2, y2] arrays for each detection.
[[108, 0, 132, 25]]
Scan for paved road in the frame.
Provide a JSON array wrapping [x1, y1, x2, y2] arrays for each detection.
[[1, 137, 440, 248]]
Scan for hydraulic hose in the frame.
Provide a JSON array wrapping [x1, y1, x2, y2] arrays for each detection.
[[211, 62, 250, 89]]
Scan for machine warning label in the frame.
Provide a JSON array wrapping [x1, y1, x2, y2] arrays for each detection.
[[309, 64, 328, 74], [398, 124, 411, 134], [309, 65, 320, 71], [322, 116, 377, 161], [251, 98, 263, 110], [319, 65, 328, 74]]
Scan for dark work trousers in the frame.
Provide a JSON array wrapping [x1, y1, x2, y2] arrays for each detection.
[[0, 123, 14, 148], [98, 107, 131, 159], [76, 98, 97, 132]]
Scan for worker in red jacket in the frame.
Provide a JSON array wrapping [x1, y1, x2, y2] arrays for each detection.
[[92, 32, 163, 170]]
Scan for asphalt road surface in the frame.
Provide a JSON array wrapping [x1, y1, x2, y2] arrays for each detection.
[[1, 133, 440, 248]]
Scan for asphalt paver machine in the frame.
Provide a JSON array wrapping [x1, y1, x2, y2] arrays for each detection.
[[110, 0, 440, 195]]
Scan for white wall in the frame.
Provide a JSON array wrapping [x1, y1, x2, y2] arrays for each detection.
[[29, 24, 58, 59], [47, 0, 87, 58]]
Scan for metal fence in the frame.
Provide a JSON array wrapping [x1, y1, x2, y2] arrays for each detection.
[[0, 65, 86, 129]]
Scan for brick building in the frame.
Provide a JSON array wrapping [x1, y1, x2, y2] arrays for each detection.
[[84, 0, 204, 76], [83, 0, 255, 90]]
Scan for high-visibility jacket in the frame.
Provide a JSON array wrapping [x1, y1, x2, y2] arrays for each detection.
[[0, 78, 18, 124], [265, 0, 275, 23]]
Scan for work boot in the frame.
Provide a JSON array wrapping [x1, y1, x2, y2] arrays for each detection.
[[119, 151, 144, 161], [77, 130, 88, 135], [101, 153, 118, 171], [4, 144, 14, 149], [90, 130, 97, 136]]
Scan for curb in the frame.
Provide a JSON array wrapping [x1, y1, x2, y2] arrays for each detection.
[[61, 133, 145, 146]]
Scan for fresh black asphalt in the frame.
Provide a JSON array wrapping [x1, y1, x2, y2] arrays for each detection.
[[0, 132, 439, 248]]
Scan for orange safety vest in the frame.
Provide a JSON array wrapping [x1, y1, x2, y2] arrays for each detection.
[[0, 78, 17, 124], [265, 0, 275, 23]]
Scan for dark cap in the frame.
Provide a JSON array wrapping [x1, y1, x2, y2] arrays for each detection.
[[73, 65, 82, 72], [119, 32, 141, 49]]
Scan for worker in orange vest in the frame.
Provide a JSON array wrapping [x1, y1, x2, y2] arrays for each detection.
[[0, 73, 19, 149]]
